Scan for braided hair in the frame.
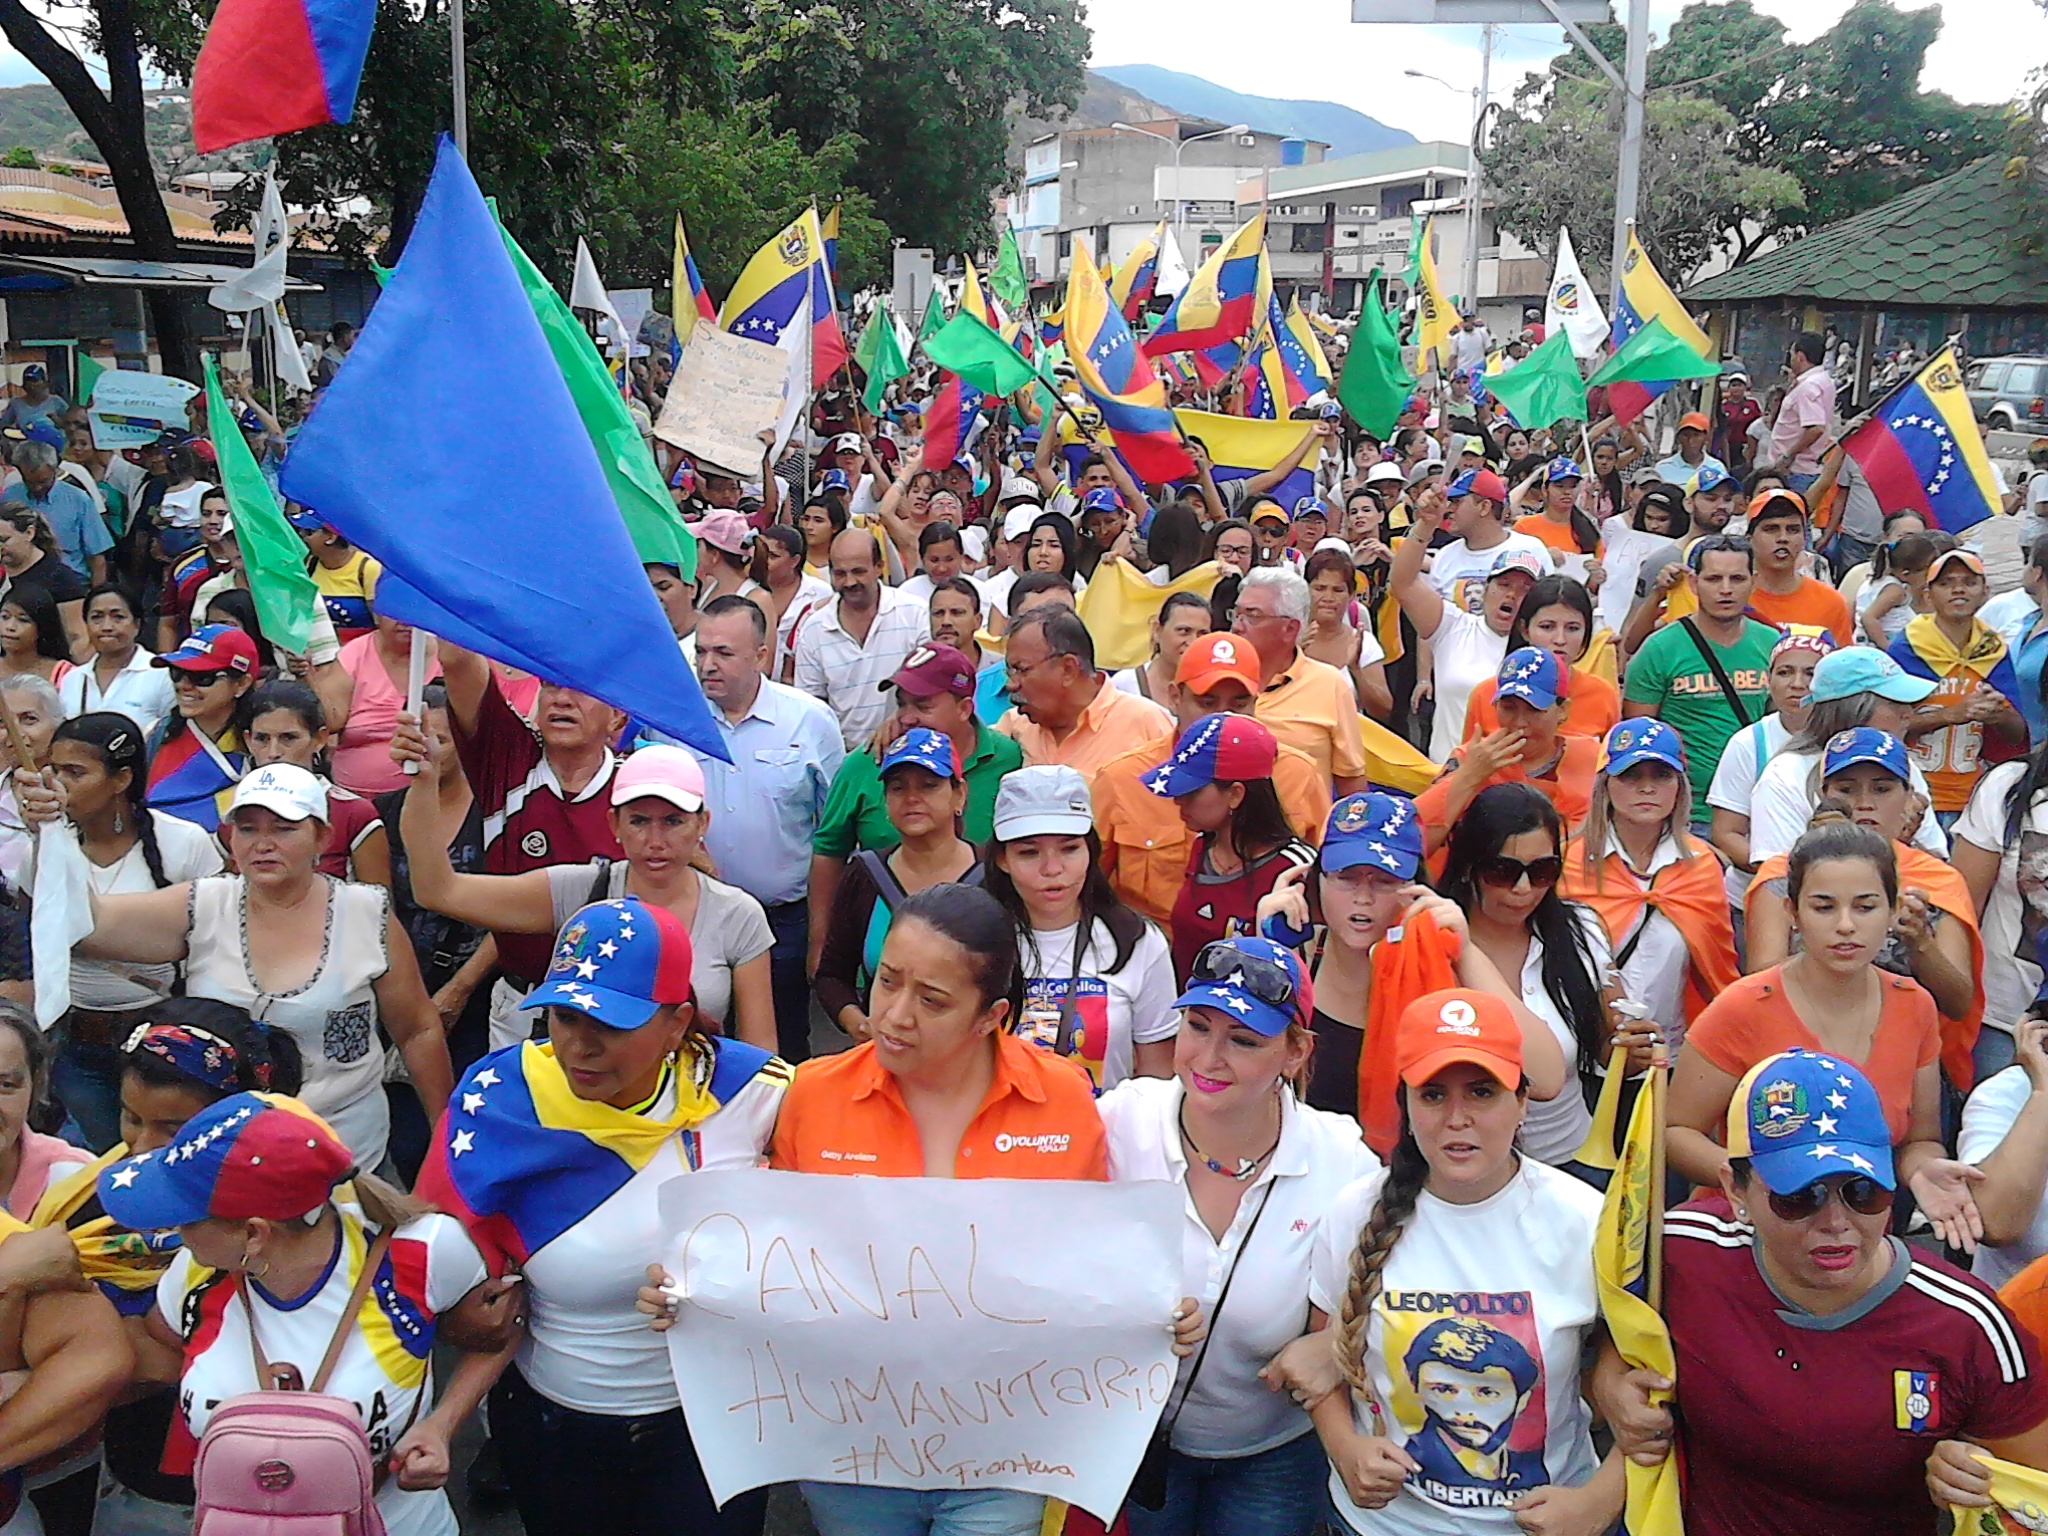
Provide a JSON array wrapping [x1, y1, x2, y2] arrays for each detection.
[[54, 711, 166, 887], [1336, 1111, 1429, 1394]]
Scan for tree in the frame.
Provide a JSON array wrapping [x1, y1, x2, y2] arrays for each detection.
[[1487, 79, 1801, 280], [0, 146, 35, 168]]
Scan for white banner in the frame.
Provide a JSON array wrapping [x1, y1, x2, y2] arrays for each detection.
[[89, 369, 200, 448], [654, 325, 788, 475], [661, 1169, 1181, 1521]]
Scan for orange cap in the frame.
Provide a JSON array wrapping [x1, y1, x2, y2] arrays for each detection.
[[1396, 988, 1524, 1087], [1678, 411, 1710, 433], [1177, 632, 1261, 694], [1746, 487, 1808, 523]]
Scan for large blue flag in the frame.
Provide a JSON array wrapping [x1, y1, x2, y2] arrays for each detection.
[[279, 136, 727, 761]]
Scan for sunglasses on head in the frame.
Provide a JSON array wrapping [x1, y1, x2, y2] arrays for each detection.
[[1687, 534, 1752, 571], [175, 668, 230, 688], [1189, 942, 1296, 1010], [1765, 1174, 1894, 1223], [1476, 854, 1562, 890]]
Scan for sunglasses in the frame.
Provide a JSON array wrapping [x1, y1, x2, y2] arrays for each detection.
[[1476, 854, 1563, 890], [1765, 1174, 1894, 1223], [1189, 942, 1296, 1010], [175, 668, 231, 688], [1687, 534, 1753, 572]]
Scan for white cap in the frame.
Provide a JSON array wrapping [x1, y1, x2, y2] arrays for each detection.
[[828, 432, 864, 453], [993, 765, 1094, 841], [227, 763, 328, 824], [1002, 504, 1044, 540], [1000, 472, 1040, 503], [1314, 536, 1353, 556], [1364, 462, 1404, 486]]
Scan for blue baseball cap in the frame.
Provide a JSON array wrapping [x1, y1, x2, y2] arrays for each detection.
[[1080, 486, 1123, 516], [1807, 646, 1936, 705], [1143, 712, 1278, 799], [1322, 792, 1423, 879], [820, 468, 851, 492], [1692, 462, 1736, 493], [99, 1093, 354, 1230], [521, 896, 695, 1030], [1545, 456, 1585, 483], [1495, 646, 1564, 709], [1292, 496, 1329, 521], [1602, 719, 1686, 777], [22, 419, 62, 448], [284, 507, 327, 532], [878, 726, 959, 781], [1821, 727, 1909, 783], [1487, 548, 1547, 583], [1173, 936, 1308, 1038], [1726, 1048, 1895, 1193]]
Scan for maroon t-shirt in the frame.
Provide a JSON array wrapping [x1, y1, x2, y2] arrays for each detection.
[[452, 673, 622, 986], [1665, 1196, 2048, 1536]]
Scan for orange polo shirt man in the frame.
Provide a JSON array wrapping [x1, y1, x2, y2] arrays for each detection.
[[1095, 633, 1331, 924], [995, 607, 1172, 787]]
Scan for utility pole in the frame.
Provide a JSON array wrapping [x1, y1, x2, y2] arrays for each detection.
[[1608, 0, 1647, 295], [1461, 22, 1494, 315]]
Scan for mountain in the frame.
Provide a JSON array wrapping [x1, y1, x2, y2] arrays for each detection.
[[1092, 65, 1415, 157], [0, 82, 251, 177]]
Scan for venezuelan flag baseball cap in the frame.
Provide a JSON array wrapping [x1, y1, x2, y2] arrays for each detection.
[[1602, 718, 1686, 777], [1173, 936, 1308, 1038], [98, 1093, 353, 1230], [154, 622, 259, 676], [1545, 457, 1585, 483], [1821, 727, 1909, 782], [1726, 1048, 1894, 1193], [1495, 646, 1564, 709], [1447, 467, 1508, 503], [1321, 792, 1423, 880], [878, 726, 959, 781], [522, 896, 695, 1030], [1142, 713, 1278, 799]]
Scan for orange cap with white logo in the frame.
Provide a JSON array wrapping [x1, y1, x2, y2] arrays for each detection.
[[1176, 632, 1261, 695], [1395, 988, 1524, 1088]]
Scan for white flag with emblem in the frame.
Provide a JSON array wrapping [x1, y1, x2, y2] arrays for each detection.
[[1545, 227, 1610, 361]]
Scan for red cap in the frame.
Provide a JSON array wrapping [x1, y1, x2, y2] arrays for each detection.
[[154, 621, 260, 676], [1396, 988, 1524, 1087], [1176, 633, 1260, 694], [882, 643, 976, 700], [1679, 412, 1710, 433]]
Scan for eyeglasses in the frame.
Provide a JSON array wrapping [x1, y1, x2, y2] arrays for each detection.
[[1765, 1174, 1894, 1223], [1476, 854, 1563, 890], [175, 668, 230, 687], [1189, 941, 1296, 1010]]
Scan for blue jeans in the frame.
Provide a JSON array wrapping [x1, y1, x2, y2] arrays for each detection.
[[765, 899, 812, 1064], [800, 1482, 1045, 1536], [1122, 1432, 1327, 1536], [1786, 471, 1819, 496], [1975, 1024, 2021, 1086], [51, 1019, 125, 1154]]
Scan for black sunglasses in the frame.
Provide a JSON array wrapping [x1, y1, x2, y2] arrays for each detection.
[[175, 668, 230, 688], [1190, 941, 1296, 1010], [1766, 1174, 1894, 1223], [1476, 854, 1562, 890]]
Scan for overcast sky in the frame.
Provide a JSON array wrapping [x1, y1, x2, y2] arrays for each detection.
[[1090, 0, 2048, 144]]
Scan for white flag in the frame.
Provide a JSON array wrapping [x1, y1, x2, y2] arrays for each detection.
[[769, 284, 812, 459], [269, 300, 314, 393], [1157, 226, 1192, 300], [1546, 226, 1610, 360], [29, 820, 93, 1029], [571, 237, 631, 362], [209, 172, 291, 313]]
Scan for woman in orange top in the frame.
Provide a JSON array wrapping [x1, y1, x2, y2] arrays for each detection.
[[1744, 728, 1983, 1089], [1463, 575, 1621, 742], [1514, 457, 1605, 567], [1562, 719, 1738, 1038], [1666, 819, 1985, 1251]]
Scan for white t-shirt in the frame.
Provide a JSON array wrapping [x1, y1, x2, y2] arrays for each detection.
[[1515, 905, 1611, 1166], [158, 480, 215, 531], [156, 1210, 485, 1536], [1309, 1159, 1604, 1535], [1706, 712, 1795, 905], [515, 1059, 787, 1415], [1595, 518, 1679, 635], [1589, 834, 1691, 1045], [1953, 761, 2043, 1036], [1856, 576, 1912, 646], [1424, 532, 1554, 610], [1099, 1078, 1379, 1458], [1748, 748, 1948, 865], [1014, 917, 1178, 1089], [1426, 607, 1509, 763], [1961, 1064, 2048, 1287]]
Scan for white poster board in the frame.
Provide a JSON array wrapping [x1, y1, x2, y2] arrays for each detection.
[[89, 369, 199, 449], [660, 1169, 1181, 1521], [653, 326, 786, 475]]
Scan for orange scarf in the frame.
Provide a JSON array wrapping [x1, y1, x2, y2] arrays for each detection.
[[1746, 843, 1986, 1089], [1562, 833, 1739, 1024], [1359, 908, 1463, 1157]]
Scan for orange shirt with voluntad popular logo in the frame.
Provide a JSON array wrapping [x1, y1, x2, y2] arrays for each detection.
[[769, 1030, 1109, 1180]]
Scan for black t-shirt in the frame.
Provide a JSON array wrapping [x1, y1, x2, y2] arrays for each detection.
[[1307, 1006, 1361, 1120], [5, 551, 86, 605]]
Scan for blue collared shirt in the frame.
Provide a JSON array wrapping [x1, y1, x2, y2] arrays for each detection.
[[1986, 588, 2048, 747], [25, 480, 111, 576], [699, 678, 846, 907]]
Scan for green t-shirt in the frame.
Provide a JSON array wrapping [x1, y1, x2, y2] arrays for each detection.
[[1622, 618, 1777, 822], [813, 720, 1023, 858]]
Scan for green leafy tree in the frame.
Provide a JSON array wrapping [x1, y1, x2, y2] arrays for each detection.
[[0, 145, 35, 168]]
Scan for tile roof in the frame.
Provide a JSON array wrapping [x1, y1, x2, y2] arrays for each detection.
[[1685, 156, 2048, 310]]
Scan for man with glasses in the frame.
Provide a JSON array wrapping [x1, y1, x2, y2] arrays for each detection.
[[995, 606, 1168, 786], [1622, 534, 1777, 829], [1233, 566, 1370, 796]]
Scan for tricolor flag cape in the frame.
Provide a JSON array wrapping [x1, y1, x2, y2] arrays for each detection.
[[418, 1039, 780, 1270], [145, 724, 247, 834]]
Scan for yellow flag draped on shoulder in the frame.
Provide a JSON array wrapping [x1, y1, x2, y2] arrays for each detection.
[[1594, 1051, 1682, 1536]]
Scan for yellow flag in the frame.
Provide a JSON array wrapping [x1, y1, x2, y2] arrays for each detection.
[[1594, 1057, 1683, 1536], [1949, 1454, 2048, 1535], [1413, 217, 1457, 372], [1360, 716, 1436, 794], [1074, 557, 1223, 670]]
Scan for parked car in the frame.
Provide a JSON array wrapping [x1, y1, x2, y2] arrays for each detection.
[[1965, 355, 2048, 431]]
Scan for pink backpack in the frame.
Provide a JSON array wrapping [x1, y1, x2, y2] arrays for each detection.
[[192, 1231, 393, 1536]]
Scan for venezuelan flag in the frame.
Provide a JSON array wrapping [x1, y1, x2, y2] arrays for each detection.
[[670, 212, 716, 355], [1606, 225, 1712, 426], [822, 201, 841, 288], [1110, 220, 1166, 322], [191, 0, 374, 152], [1842, 347, 2003, 536], [145, 724, 246, 833], [1067, 244, 1194, 484], [1244, 293, 1322, 419], [1285, 297, 1334, 395], [924, 259, 995, 463], [1143, 214, 1269, 363], [719, 207, 848, 388], [1174, 408, 1314, 508]]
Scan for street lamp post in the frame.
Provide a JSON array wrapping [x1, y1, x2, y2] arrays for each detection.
[[1405, 28, 1493, 319], [1111, 120, 1252, 248]]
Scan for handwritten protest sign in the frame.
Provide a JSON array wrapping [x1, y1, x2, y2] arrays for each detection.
[[653, 326, 785, 475], [89, 368, 199, 449], [660, 1169, 1181, 1521]]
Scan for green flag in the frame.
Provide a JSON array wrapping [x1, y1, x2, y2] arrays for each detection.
[[917, 287, 948, 351], [992, 229, 1028, 312], [74, 351, 103, 408], [1404, 219, 1425, 289], [497, 219, 694, 581], [202, 354, 316, 653], [1589, 316, 1718, 387], [1335, 271, 1414, 437], [857, 309, 909, 412], [1485, 331, 1588, 430], [922, 311, 1043, 397]]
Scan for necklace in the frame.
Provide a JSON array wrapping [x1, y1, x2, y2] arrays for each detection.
[[1178, 1098, 1281, 1182]]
